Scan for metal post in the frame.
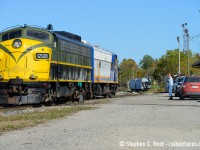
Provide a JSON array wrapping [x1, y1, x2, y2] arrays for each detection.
[[79, 92, 83, 103], [187, 32, 190, 75], [177, 36, 180, 74], [182, 23, 189, 75]]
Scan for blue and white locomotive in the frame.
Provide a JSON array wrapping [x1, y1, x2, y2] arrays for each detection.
[[92, 45, 118, 97]]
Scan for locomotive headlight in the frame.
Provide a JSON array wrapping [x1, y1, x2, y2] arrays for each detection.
[[12, 39, 22, 48], [29, 74, 37, 79]]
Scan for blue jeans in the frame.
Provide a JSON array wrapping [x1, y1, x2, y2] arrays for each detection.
[[168, 86, 173, 97]]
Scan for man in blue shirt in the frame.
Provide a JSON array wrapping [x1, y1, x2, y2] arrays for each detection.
[[168, 73, 174, 100]]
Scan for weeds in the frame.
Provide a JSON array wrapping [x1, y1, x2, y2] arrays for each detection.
[[0, 106, 94, 133]]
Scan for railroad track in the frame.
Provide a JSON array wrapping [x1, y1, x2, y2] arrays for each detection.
[[0, 91, 140, 116]]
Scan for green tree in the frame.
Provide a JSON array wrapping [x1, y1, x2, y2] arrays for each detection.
[[152, 49, 200, 82], [152, 49, 180, 82], [119, 59, 137, 86], [139, 55, 154, 78], [139, 55, 154, 70]]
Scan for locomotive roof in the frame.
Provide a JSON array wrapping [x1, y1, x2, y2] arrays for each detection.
[[0, 25, 50, 34], [54, 31, 81, 42], [92, 45, 117, 57], [54, 33, 91, 49]]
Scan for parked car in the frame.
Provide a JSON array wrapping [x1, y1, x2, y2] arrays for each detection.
[[179, 76, 200, 100], [174, 76, 185, 97]]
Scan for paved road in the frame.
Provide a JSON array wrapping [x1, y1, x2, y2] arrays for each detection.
[[1, 93, 200, 150]]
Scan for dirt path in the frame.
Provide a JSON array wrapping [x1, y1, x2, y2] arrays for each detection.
[[1, 93, 200, 150]]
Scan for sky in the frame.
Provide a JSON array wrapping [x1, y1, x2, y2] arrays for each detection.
[[1, 0, 200, 64]]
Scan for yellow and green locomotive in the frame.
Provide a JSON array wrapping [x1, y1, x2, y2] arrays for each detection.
[[0, 24, 118, 105]]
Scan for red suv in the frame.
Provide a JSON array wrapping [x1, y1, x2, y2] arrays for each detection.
[[179, 76, 200, 100]]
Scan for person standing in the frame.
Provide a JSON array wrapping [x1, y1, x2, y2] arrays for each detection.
[[168, 73, 174, 100]]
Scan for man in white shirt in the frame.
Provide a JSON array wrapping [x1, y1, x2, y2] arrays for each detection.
[[168, 73, 174, 100]]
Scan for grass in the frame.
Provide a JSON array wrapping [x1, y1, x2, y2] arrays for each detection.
[[146, 84, 165, 93], [0, 106, 94, 134]]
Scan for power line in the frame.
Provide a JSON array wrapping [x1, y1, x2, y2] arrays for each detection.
[[190, 34, 200, 41]]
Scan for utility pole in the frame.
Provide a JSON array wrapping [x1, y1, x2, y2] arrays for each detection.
[[187, 31, 190, 75], [182, 23, 190, 75], [177, 36, 180, 74]]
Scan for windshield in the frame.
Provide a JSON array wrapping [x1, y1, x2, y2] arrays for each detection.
[[177, 77, 184, 82], [185, 77, 200, 82], [2, 30, 22, 41], [26, 29, 49, 41]]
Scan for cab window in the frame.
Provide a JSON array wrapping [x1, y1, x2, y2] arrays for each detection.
[[26, 30, 49, 41], [2, 33, 9, 41], [2, 30, 22, 41]]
